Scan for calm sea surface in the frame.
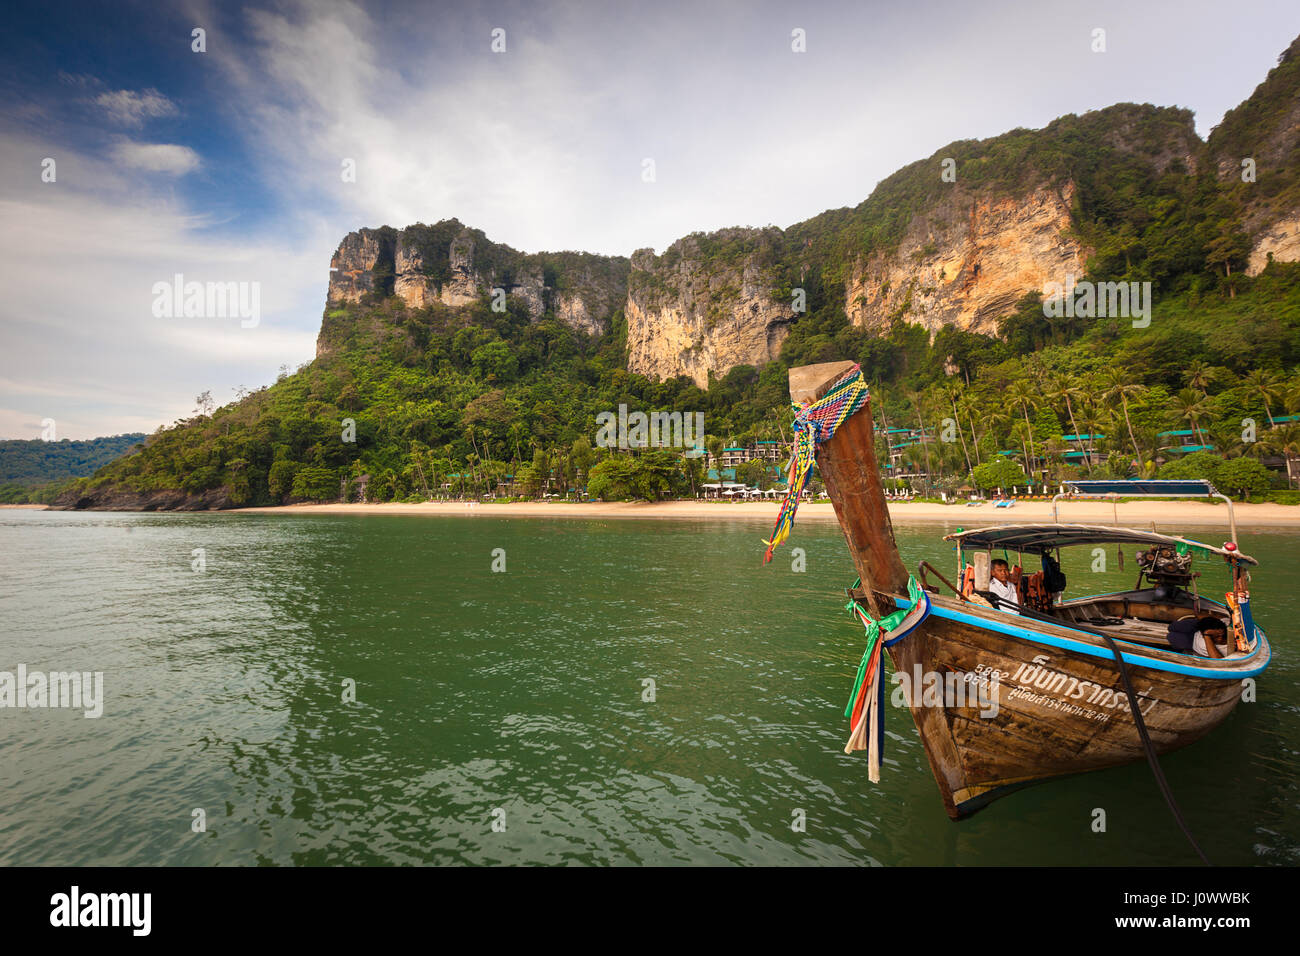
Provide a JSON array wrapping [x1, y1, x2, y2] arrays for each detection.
[[0, 508, 1296, 866]]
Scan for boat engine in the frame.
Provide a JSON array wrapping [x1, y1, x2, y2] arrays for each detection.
[[1136, 545, 1193, 593]]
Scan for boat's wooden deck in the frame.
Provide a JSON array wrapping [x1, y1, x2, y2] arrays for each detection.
[[1047, 595, 1214, 649], [1062, 615, 1173, 646]]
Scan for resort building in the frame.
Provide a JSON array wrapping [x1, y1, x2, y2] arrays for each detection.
[[751, 440, 787, 463], [708, 441, 793, 470], [884, 427, 937, 480], [1060, 433, 1104, 463], [716, 446, 750, 468], [1157, 430, 1215, 455]]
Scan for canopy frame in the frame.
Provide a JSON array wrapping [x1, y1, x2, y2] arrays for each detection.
[[1051, 479, 1237, 543], [942, 523, 1256, 567]]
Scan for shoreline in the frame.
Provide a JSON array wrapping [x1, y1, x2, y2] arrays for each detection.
[[211, 498, 1300, 529]]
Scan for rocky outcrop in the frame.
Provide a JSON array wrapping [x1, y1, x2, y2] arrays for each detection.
[[1247, 214, 1300, 275], [326, 220, 628, 337], [51, 485, 235, 512], [329, 228, 394, 303], [845, 184, 1087, 336], [392, 230, 480, 308], [626, 230, 792, 388]]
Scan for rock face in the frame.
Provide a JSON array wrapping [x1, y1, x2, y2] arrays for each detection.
[[326, 219, 628, 335], [1247, 214, 1300, 275], [626, 230, 793, 388], [393, 231, 474, 308], [52, 485, 234, 512], [329, 228, 394, 303], [845, 184, 1087, 335], [1208, 34, 1300, 275]]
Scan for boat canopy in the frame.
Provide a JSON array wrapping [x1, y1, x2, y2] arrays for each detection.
[[943, 523, 1257, 566], [1060, 479, 1219, 497]]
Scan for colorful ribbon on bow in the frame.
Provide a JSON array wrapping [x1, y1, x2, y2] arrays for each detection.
[[762, 365, 870, 564], [843, 576, 929, 782]]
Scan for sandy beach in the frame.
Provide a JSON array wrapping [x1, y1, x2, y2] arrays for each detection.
[[222, 498, 1300, 530]]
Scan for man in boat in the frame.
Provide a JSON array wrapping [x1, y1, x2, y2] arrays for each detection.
[[1166, 616, 1234, 659], [988, 559, 1020, 615]]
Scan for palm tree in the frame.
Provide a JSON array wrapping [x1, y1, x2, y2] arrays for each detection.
[[1076, 405, 1107, 474], [465, 424, 484, 495], [1174, 388, 1210, 448], [983, 407, 1013, 464], [1005, 379, 1039, 476], [957, 392, 983, 464], [1207, 421, 1250, 459], [876, 405, 897, 474], [1285, 372, 1300, 417], [1274, 423, 1300, 489], [408, 441, 432, 499], [1184, 360, 1215, 394], [936, 436, 965, 484], [508, 421, 527, 466], [1050, 372, 1090, 468], [1009, 420, 1036, 483], [909, 390, 935, 492], [1042, 437, 1070, 483], [1243, 369, 1283, 427], [1098, 367, 1146, 469], [941, 383, 974, 480]]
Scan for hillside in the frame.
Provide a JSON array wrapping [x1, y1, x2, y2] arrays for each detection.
[[53, 34, 1300, 510], [0, 433, 146, 503]]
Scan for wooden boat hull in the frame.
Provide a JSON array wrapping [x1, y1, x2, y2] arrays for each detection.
[[885, 595, 1271, 819]]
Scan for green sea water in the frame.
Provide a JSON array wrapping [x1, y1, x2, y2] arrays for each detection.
[[0, 508, 1295, 866]]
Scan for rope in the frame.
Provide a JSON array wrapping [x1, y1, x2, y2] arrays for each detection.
[[762, 365, 870, 564]]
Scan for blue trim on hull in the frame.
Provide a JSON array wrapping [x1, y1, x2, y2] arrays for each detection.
[[883, 588, 932, 647], [893, 594, 1271, 680]]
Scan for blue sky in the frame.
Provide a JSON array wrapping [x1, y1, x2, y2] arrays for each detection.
[[1, 0, 1298, 438]]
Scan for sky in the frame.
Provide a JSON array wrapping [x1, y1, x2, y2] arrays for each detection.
[[1, 0, 1297, 439]]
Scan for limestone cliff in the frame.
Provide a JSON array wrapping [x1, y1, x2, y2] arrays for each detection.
[[844, 183, 1086, 336], [328, 227, 395, 303], [623, 103, 1204, 382], [1247, 215, 1300, 275], [317, 35, 1300, 385], [626, 230, 792, 388], [1208, 34, 1300, 276], [324, 220, 628, 350]]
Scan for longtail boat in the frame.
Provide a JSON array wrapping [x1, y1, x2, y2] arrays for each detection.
[[767, 360, 1271, 822]]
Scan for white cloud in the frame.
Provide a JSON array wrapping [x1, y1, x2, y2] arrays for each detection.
[[0, 128, 328, 440], [95, 88, 179, 127], [111, 140, 201, 175]]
